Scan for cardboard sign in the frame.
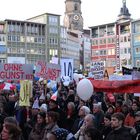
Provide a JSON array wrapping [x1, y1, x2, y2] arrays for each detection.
[[60, 59, 73, 81], [35, 61, 61, 81], [19, 80, 32, 106], [0, 64, 33, 80], [90, 62, 104, 79]]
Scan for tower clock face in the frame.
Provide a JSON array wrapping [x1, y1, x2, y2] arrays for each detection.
[[73, 14, 80, 21]]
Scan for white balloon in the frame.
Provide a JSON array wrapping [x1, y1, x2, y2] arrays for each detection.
[[77, 79, 94, 101], [63, 81, 70, 86], [62, 76, 70, 86], [73, 73, 79, 84]]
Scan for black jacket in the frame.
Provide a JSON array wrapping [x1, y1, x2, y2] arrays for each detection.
[[106, 126, 136, 140]]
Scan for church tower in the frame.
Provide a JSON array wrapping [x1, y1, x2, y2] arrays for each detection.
[[117, 0, 131, 21], [63, 0, 83, 31]]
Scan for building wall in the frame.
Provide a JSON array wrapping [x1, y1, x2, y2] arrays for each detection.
[[117, 21, 131, 69], [91, 23, 116, 68], [132, 19, 140, 67], [5, 20, 46, 64], [27, 13, 61, 63], [0, 23, 7, 63], [60, 27, 80, 69]]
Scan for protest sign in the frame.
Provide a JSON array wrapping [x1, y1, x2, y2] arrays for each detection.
[[0, 63, 33, 80], [109, 75, 132, 81], [60, 59, 73, 81], [90, 61, 104, 80], [35, 61, 61, 81], [19, 80, 32, 106]]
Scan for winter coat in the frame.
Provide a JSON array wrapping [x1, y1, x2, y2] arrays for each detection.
[[42, 123, 59, 140], [101, 125, 112, 140], [106, 126, 136, 140], [29, 123, 46, 140]]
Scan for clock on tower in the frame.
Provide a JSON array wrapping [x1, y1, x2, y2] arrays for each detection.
[[63, 0, 83, 31]]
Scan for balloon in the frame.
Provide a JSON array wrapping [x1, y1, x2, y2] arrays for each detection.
[[63, 81, 69, 86], [62, 76, 70, 86], [77, 79, 93, 101], [73, 73, 79, 84]]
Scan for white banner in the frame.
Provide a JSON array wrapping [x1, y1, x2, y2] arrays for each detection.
[[7, 57, 25, 64], [60, 59, 73, 81], [109, 75, 132, 81]]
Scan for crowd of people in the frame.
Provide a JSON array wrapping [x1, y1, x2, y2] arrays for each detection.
[[0, 78, 140, 140]]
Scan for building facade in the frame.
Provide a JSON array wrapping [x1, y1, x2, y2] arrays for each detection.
[[60, 26, 80, 69], [90, 0, 132, 70], [0, 13, 61, 64], [27, 13, 61, 63], [90, 23, 116, 68], [0, 20, 46, 64], [131, 19, 140, 67]]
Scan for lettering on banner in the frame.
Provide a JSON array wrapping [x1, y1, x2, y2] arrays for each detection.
[[35, 61, 61, 81], [0, 64, 33, 80]]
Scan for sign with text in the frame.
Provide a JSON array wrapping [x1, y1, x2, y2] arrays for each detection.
[[19, 80, 32, 106], [90, 62, 104, 80], [60, 59, 73, 81], [109, 75, 132, 81], [35, 61, 61, 81], [0, 64, 33, 80]]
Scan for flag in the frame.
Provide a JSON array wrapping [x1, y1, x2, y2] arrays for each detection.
[[51, 91, 58, 101]]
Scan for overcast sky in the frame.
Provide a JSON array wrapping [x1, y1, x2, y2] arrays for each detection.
[[0, 0, 139, 29]]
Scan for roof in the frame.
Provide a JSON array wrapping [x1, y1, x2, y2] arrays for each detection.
[[27, 12, 61, 21]]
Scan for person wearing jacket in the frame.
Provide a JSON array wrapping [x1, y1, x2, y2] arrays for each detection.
[[0, 117, 22, 140], [106, 112, 136, 140], [29, 112, 46, 140], [42, 111, 59, 140]]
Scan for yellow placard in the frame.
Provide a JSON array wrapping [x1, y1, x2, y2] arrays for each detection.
[[19, 80, 32, 106]]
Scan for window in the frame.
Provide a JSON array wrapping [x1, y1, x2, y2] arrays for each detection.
[[0, 35, 5, 42], [124, 36, 127, 42], [0, 59, 6, 63], [136, 47, 140, 54], [108, 38, 111, 43], [124, 48, 127, 54], [49, 16, 58, 25], [49, 27, 58, 34], [74, 4, 78, 10], [120, 37, 123, 42], [103, 39, 106, 44], [100, 39, 102, 44], [134, 35, 140, 43], [136, 60, 140, 67], [128, 48, 131, 53], [135, 23, 140, 33], [96, 40, 98, 45]]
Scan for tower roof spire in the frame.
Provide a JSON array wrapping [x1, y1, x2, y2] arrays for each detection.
[[118, 0, 131, 20]]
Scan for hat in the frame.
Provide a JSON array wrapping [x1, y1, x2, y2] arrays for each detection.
[[40, 103, 47, 113], [32, 98, 39, 109], [135, 111, 140, 117], [52, 128, 76, 140], [39, 92, 45, 100], [49, 99, 58, 105]]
